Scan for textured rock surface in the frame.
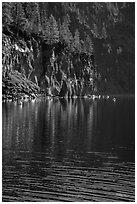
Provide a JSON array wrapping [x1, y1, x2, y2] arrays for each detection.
[[2, 34, 96, 99]]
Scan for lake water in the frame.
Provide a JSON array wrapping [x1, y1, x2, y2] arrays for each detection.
[[2, 96, 135, 201]]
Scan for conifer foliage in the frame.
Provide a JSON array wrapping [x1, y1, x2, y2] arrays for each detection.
[[2, 2, 135, 94]]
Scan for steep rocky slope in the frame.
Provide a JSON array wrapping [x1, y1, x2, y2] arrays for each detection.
[[2, 33, 96, 99]]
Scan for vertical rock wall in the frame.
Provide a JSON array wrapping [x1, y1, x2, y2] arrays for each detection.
[[2, 34, 96, 98]]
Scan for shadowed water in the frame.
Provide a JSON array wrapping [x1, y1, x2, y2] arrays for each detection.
[[2, 96, 135, 201]]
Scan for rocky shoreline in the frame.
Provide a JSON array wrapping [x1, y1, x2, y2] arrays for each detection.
[[2, 70, 40, 101], [2, 69, 127, 102]]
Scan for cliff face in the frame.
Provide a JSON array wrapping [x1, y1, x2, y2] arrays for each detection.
[[2, 3, 135, 99], [2, 33, 96, 99]]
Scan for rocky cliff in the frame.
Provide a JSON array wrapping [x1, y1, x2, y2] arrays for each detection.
[[2, 33, 96, 99]]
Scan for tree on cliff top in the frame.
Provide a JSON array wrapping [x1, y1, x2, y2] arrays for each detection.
[[43, 14, 59, 44], [2, 3, 13, 28], [73, 29, 81, 53], [59, 14, 73, 48]]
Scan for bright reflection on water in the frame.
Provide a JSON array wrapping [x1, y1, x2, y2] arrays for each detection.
[[2, 97, 135, 202], [3, 97, 135, 162]]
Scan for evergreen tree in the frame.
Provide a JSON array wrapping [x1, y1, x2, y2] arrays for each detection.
[[73, 29, 81, 52], [59, 14, 73, 47], [39, 3, 48, 32], [48, 14, 59, 44], [11, 3, 29, 35], [84, 34, 94, 55], [31, 3, 41, 34], [2, 2, 13, 28]]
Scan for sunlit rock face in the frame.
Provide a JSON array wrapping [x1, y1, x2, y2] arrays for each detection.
[[3, 34, 33, 77], [2, 34, 96, 98]]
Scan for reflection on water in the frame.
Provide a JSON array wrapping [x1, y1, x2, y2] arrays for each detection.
[[3, 97, 135, 161], [2, 97, 135, 201]]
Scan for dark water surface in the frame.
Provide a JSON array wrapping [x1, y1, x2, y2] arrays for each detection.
[[2, 96, 135, 201]]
